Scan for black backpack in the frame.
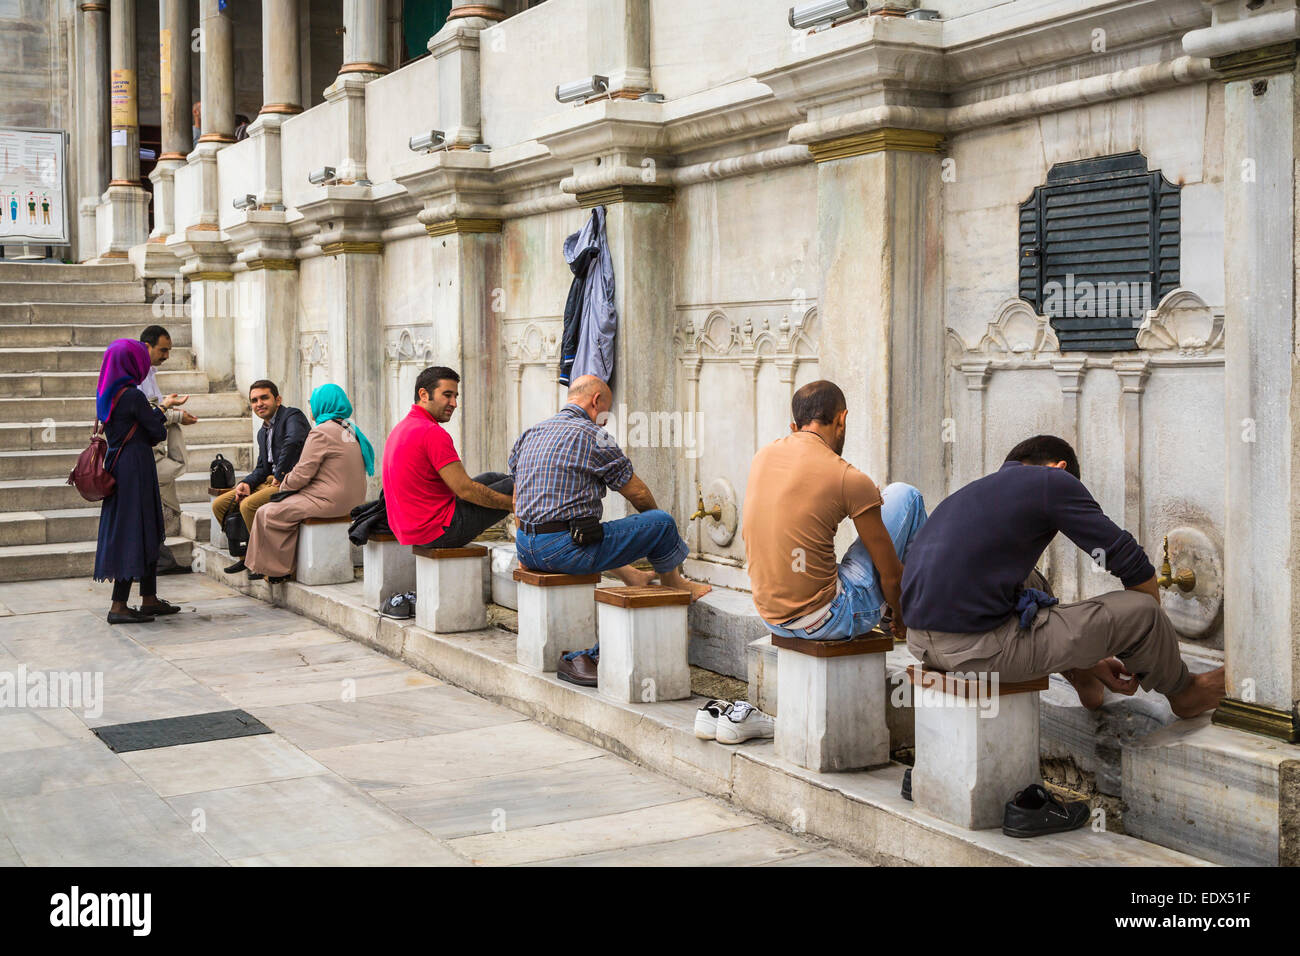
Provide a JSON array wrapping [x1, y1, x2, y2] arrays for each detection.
[[210, 454, 236, 490], [223, 507, 249, 557]]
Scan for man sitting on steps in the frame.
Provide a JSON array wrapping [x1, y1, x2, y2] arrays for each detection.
[[214, 379, 310, 575], [509, 375, 711, 686], [900, 434, 1225, 718], [743, 379, 928, 643]]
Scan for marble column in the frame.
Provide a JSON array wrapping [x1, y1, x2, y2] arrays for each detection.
[[137, 0, 190, 274], [339, 0, 391, 77], [247, 0, 302, 209], [97, 0, 150, 259], [811, 131, 947, 508], [262, 0, 303, 115], [585, 0, 652, 97], [76, 2, 110, 262], [1217, 45, 1300, 742], [198, 0, 235, 144], [446, 0, 506, 22]]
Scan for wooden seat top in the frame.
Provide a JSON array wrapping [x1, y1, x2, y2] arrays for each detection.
[[906, 663, 1048, 698], [302, 515, 350, 525], [208, 486, 233, 496], [366, 533, 398, 543], [594, 585, 691, 609], [770, 632, 892, 657], [412, 545, 488, 559], [513, 568, 602, 587]]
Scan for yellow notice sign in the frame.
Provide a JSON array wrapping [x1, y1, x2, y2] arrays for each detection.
[[160, 30, 171, 98], [110, 69, 137, 128]]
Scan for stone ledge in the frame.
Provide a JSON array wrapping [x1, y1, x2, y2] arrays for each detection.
[[192, 541, 1213, 867]]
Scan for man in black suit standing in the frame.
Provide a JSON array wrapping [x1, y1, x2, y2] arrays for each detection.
[[211, 379, 310, 574]]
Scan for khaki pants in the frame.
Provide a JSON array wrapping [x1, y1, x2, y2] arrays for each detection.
[[212, 479, 277, 532], [154, 421, 187, 533], [907, 587, 1191, 697]]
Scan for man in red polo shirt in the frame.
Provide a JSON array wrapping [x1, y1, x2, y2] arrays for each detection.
[[382, 366, 514, 548]]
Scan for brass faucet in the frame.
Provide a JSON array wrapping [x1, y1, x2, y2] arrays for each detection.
[[690, 483, 722, 522], [1156, 535, 1196, 592]]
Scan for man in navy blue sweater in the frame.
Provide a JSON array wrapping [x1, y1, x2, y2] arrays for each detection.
[[901, 435, 1224, 718]]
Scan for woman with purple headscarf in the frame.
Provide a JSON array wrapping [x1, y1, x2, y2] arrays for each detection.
[[93, 338, 183, 623]]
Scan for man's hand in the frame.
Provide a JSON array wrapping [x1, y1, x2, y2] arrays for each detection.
[[890, 617, 907, 643], [161, 393, 189, 410], [180, 411, 198, 425], [233, 481, 251, 501], [1090, 657, 1138, 696], [268, 476, 281, 488]]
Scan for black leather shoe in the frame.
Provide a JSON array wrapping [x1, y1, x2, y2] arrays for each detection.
[[107, 607, 155, 625], [247, 572, 264, 581], [1002, 783, 1090, 839], [139, 598, 181, 616], [901, 767, 912, 801], [224, 560, 247, 574], [557, 649, 598, 687]]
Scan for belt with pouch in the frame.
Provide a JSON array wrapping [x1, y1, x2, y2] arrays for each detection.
[[517, 519, 570, 535]]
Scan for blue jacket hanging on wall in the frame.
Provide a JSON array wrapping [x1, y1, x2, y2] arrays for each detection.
[[558, 205, 617, 387]]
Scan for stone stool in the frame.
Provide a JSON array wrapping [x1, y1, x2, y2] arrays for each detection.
[[908, 664, 1048, 830], [513, 568, 601, 672], [296, 516, 353, 585], [413, 545, 488, 633], [362, 533, 415, 610], [772, 631, 894, 772], [207, 486, 231, 550], [594, 586, 691, 703]]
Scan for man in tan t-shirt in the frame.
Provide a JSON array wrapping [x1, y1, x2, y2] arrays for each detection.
[[742, 380, 928, 641]]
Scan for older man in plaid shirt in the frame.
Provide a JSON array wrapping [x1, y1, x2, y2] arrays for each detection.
[[510, 375, 711, 597], [510, 376, 711, 683]]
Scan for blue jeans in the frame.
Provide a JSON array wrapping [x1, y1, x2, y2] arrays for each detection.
[[515, 509, 690, 577], [764, 483, 928, 642]]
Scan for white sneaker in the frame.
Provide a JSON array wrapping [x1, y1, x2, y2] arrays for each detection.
[[694, 699, 732, 739], [716, 700, 775, 744]]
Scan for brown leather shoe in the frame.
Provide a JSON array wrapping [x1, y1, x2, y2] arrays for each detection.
[[557, 649, 598, 687]]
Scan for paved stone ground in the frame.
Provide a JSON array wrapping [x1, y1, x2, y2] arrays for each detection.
[[0, 575, 861, 866]]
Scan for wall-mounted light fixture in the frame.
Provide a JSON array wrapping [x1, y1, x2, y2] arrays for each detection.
[[788, 0, 865, 30], [469, 143, 492, 153], [638, 92, 665, 103], [307, 166, 337, 186], [232, 194, 257, 210], [408, 130, 446, 153], [556, 75, 609, 104]]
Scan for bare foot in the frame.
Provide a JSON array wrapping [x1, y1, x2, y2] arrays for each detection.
[[1064, 667, 1105, 710], [682, 579, 712, 602], [611, 565, 655, 587], [659, 570, 712, 602], [1168, 667, 1226, 719]]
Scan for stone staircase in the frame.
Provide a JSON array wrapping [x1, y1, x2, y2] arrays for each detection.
[[0, 261, 253, 581]]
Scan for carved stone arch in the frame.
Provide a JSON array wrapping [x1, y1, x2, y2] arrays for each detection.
[[1135, 288, 1223, 356], [699, 310, 736, 356], [979, 299, 1059, 358], [792, 307, 818, 357]]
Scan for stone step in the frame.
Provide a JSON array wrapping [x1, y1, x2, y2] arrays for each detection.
[[0, 368, 210, 399], [0, 280, 147, 304], [0, 345, 197, 373], [179, 501, 214, 543], [0, 414, 250, 451], [0, 261, 138, 282], [0, 301, 184, 325], [0, 440, 253, 482], [0, 535, 193, 582], [0, 323, 193, 348], [0, 390, 244, 422], [0, 469, 226, 513]]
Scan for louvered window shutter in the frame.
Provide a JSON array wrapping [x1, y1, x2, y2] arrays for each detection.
[[1018, 152, 1181, 351]]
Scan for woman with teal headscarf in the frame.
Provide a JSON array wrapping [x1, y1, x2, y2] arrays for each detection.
[[244, 383, 371, 582]]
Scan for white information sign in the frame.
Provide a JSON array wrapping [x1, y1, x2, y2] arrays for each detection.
[[0, 127, 69, 246]]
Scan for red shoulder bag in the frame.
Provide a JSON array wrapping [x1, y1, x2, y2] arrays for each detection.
[[67, 386, 140, 502]]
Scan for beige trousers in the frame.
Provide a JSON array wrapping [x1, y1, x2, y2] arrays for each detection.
[[907, 583, 1191, 697]]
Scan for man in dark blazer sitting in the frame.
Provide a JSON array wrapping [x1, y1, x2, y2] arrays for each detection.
[[211, 379, 310, 573]]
